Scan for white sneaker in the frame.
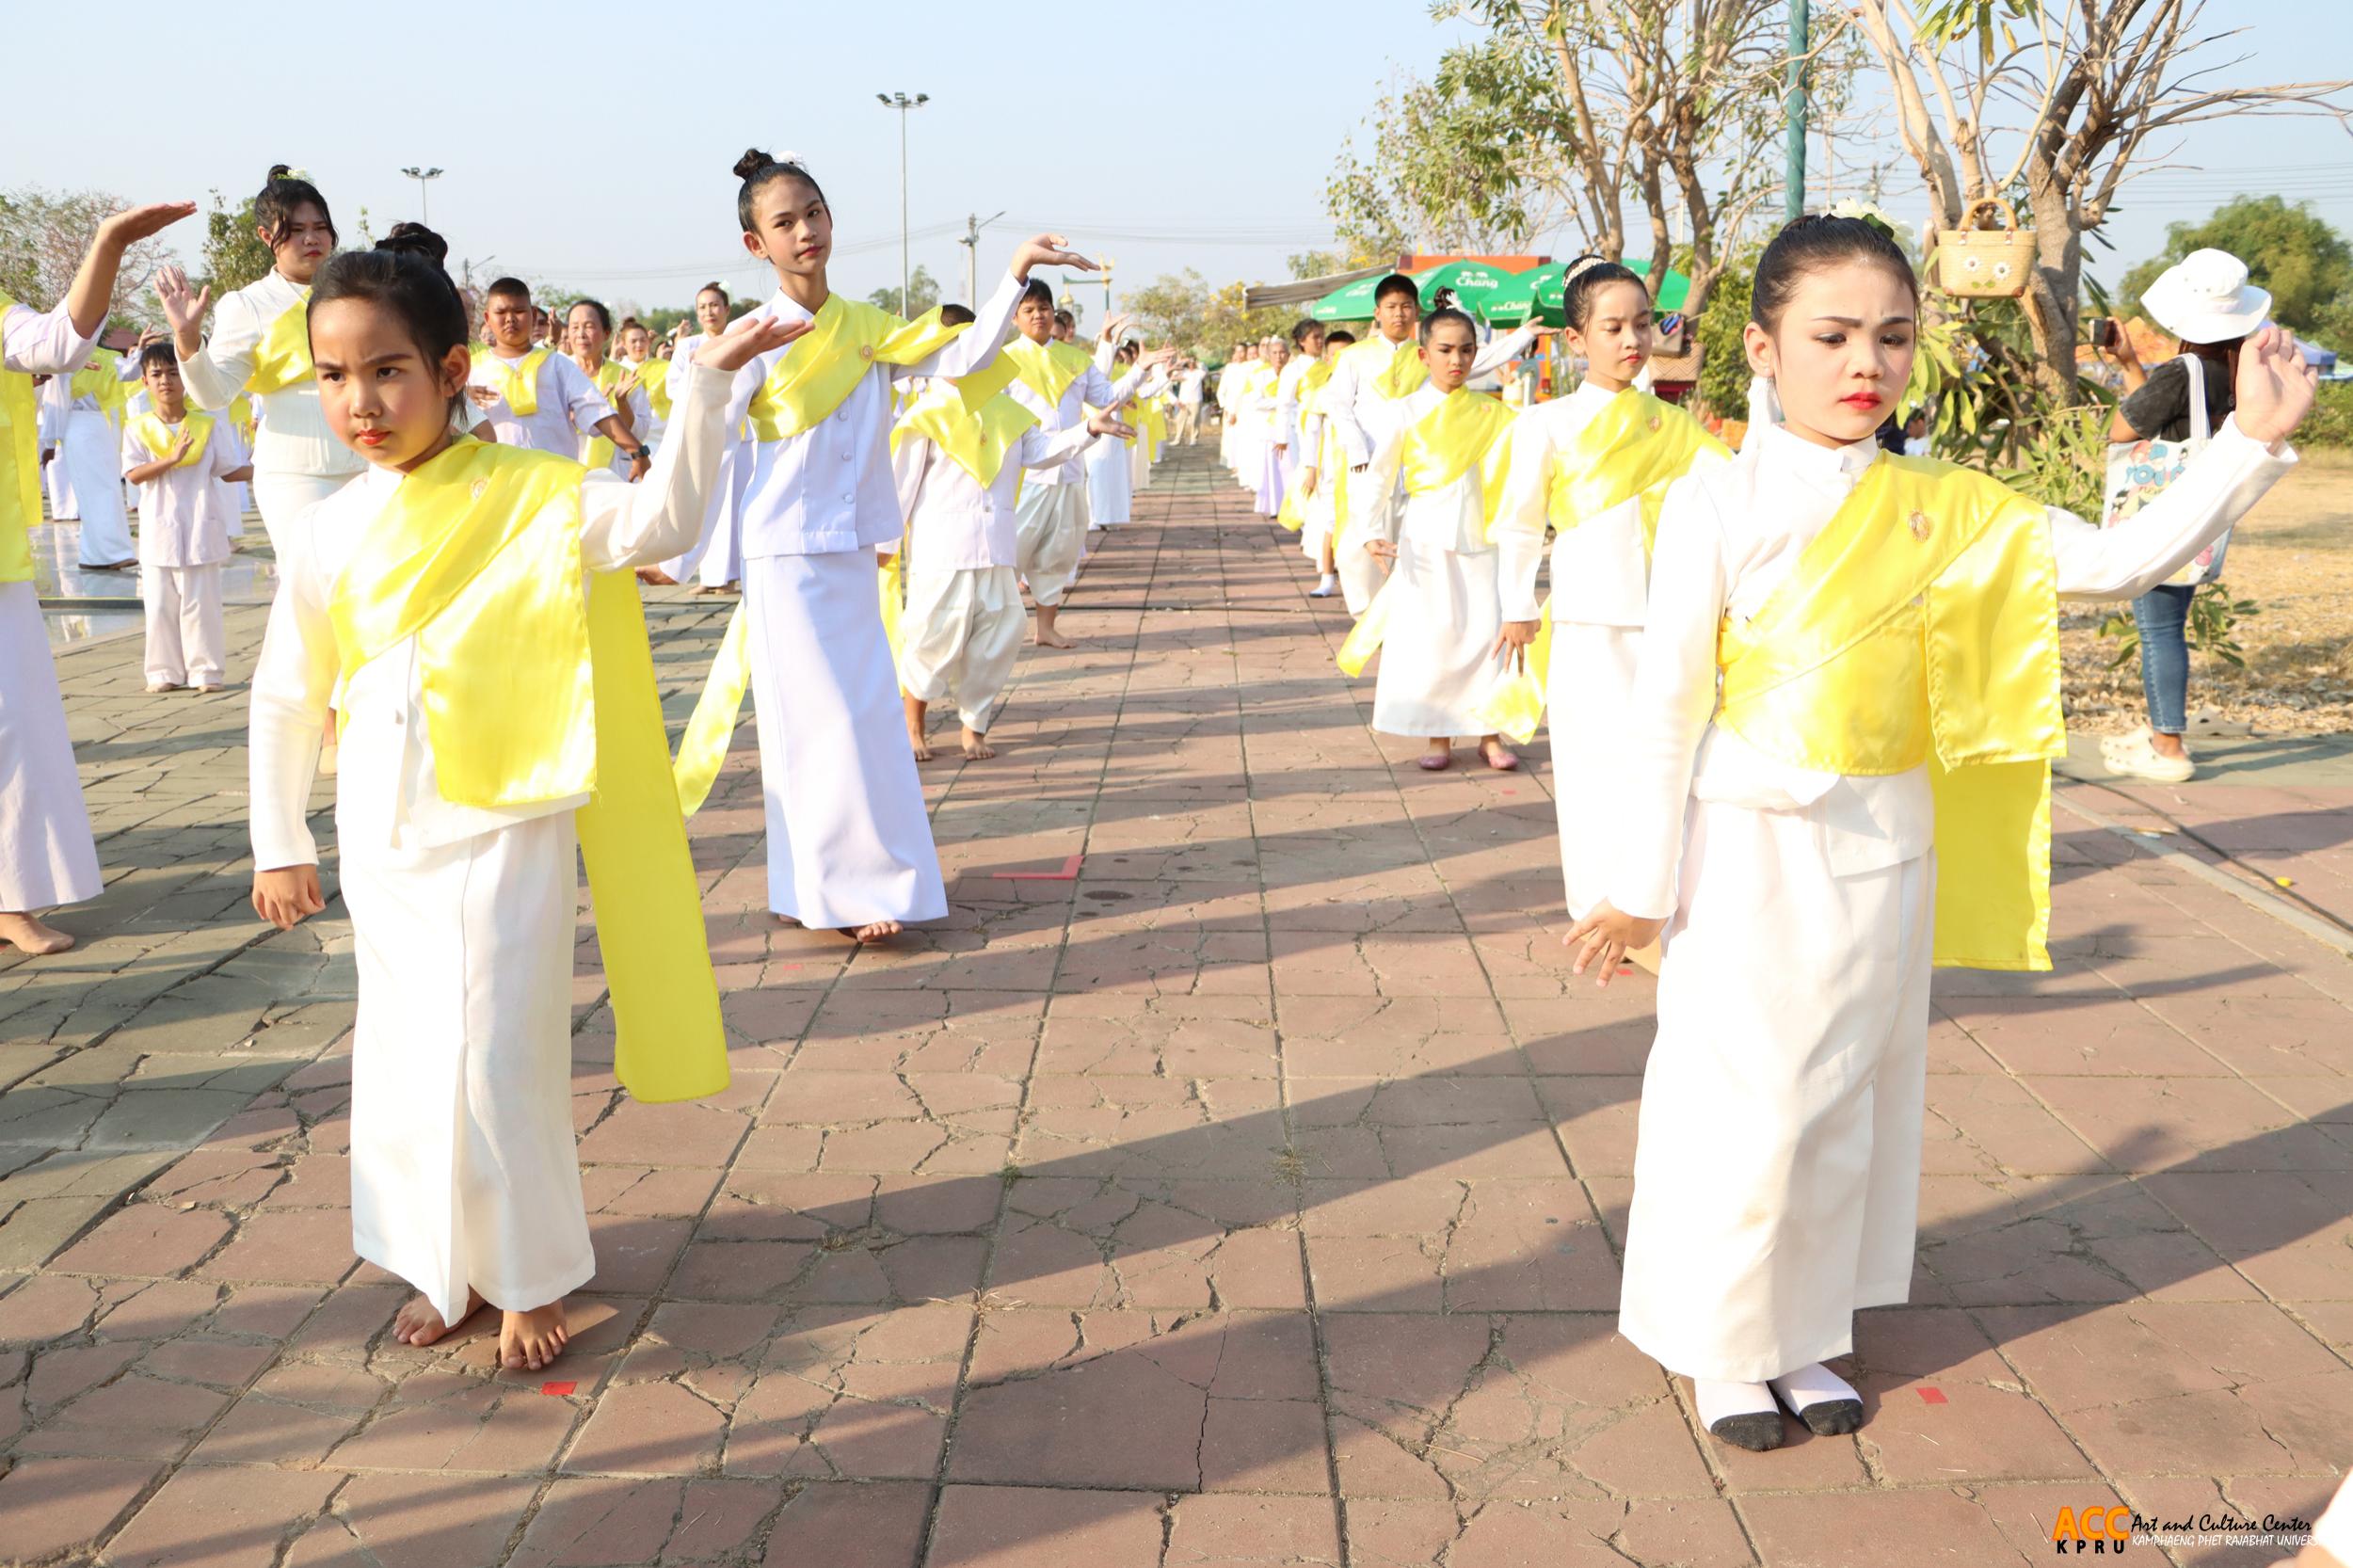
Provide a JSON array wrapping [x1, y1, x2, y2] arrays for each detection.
[[2101, 727, 2196, 783]]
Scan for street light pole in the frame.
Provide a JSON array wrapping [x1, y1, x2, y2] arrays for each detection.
[[960, 210, 1005, 312], [400, 166, 444, 226], [875, 92, 930, 312]]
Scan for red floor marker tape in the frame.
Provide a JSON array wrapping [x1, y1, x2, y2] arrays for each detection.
[[1917, 1386, 1946, 1404], [992, 854, 1083, 881], [540, 1381, 577, 1397]]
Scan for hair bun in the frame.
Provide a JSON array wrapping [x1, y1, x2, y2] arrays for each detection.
[[267, 164, 295, 182], [380, 222, 449, 265], [732, 148, 774, 182]]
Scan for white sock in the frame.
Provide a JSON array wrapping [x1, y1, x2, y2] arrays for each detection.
[[1693, 1378, 1778, 1431], [1769, 1362, 1862, 1426]]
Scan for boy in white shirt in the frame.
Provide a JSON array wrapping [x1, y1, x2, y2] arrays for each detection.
[[468, 279, 644, 470], [120, 343, 251, 692], [893, 305, 1130, 760]]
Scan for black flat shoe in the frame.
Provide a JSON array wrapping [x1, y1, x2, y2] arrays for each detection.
[[1793, 1397, 1864, 1436], [1707, 1411, 1785, 1451]]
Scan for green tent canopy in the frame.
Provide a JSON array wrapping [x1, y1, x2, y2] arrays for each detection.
[[1310, 260, 1537, 323], [1476, 258, 1692, 326]]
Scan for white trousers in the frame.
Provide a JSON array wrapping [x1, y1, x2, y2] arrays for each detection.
[[1087, 440, 1131, 529], [343, 810, 592, 1324], [1618, 800, 1933, 1384], [251, 470, 355, 553], [1253, 434, 1291, 517], [44, 442, 75, 519], [1370, 541, 1502, 740], [1015, 482, 1087, 607], [898, 565, 1025, 732], [1546, 622, 1642, 918], [746, 550, 948, 928], [1173, 404, 1199, 445], [64, 411, 131, 565], [0, 584, 102, 912], [142, 563, 226, 687]]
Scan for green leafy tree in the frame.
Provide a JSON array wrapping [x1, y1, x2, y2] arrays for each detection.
[[0, 185, 175, 332], [2121, 197, 2353, 344], [1692, 254, 1755, 419], [868, 264, 941, 319], [198, 189, 274, 297]]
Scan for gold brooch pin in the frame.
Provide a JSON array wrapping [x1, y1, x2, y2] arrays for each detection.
[[1647, 414, 1662, 432], [860, 344, 875, 362], [1908, 510, 1931, 541], [471, 479, 488, 501]]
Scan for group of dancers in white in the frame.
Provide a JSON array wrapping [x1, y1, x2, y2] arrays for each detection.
[[0, 157, 2324, 1459]]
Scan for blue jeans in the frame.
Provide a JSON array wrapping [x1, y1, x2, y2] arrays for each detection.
[[2133, 584, 2194, 735]]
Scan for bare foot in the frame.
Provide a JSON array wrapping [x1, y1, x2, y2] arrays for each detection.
[[0, 912, 75, 954], [960, 727, 996, 760], [500, 1301, 569, 1371], [907, 722, 934, 761], [1033, 607, 1076, 649], [771, 913, 804, 929], [392, 1288, 485, 1348], [635, 567, 677, 585], [841, 919, 904, 943]]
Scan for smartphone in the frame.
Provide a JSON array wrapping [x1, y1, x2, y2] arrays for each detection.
[[2089, 318, 2121, 351]]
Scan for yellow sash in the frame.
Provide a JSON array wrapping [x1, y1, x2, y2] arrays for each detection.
[[744, 296, 966, 442], [1401, 389, 1516, 526], [71, 350, 127, 418], [229, 393, 256, 443], [890, 371, 1040, 488], [1715, 456, 2065, 970], [1344, 336, 1428, 401], [1277, 360, 1337, 532], [635, 357, 674, 423], [128, 411, 215, 468], [1533, 391, 1729, 552], [1000, 337, 1095, 410], [474, 346, 552, 418], [580, 358, 632, 470], [1468, 601, 1555, 744], [880, 548, 906, 664], [246, 290, 315, 398], [0, 293, 36, 584], [327, 439, 728, 1100]]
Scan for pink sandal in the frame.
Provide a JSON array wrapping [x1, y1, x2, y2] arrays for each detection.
[[1417, 751, 1452, 772]]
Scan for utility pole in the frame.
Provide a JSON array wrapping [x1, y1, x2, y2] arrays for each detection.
[[876, 92, 930, 312], [400, 166, 444, 225], [1784, 0, 1809, 223], [1098, 254, 1114, 326], [960, 209, 1005, 309]]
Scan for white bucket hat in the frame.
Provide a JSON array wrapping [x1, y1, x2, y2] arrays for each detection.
[[2139, 248, 2272, 344]]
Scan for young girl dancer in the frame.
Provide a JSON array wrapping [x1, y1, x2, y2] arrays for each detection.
[[1493, 257, 1729, 920], [671, 150, 1092, 941], [248, 225, 788, 1370], [0, 200, 196, 954], [1350, 308, 1523, 773], [156, 168, 363, 548], [1566, 215, 2314, 1453]]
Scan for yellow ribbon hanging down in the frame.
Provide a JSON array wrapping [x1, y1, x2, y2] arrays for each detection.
[[327, 438, 728, 1102], [472, 346, 552, 418], [228, 392, 256, 444], [1715, 456, 2065, 971], [637, 357, 675, 423], [1275, 360, 1337, 534], [1000, 337, 1096, 412], [1401, 388, 1517, 534], [245, 291, 316, 397], [1468, 600, 1554, 744], [879, 545, 907, 664], [128, 411, 216, 467], [1529, 390, 1730, 552], [0, 292, 38, 583]]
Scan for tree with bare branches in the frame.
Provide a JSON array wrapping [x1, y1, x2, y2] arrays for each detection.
[[1850, 0, 2353, 403], [0, 186, 175, 331]]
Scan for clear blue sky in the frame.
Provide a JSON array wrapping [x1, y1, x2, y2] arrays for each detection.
[[17, 1, 2353, 321]]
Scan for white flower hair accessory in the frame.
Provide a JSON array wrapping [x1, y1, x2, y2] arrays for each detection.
[[774, 152, 812, 174], [1826, 197, 1914, 250], [280, 167, 312, 182]]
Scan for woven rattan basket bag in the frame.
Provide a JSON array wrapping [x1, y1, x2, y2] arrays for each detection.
[[1931, 198, 2036, 299]]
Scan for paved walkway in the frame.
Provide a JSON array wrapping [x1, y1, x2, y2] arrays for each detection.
[[4, 444, 2352, 1567]]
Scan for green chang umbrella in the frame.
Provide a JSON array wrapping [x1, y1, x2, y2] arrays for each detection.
[[1478, 258, 1692, 326], [1308, 270, 1406, 323], [1477, 262, 1567, 326], [1415, 260, 1524, 313]]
